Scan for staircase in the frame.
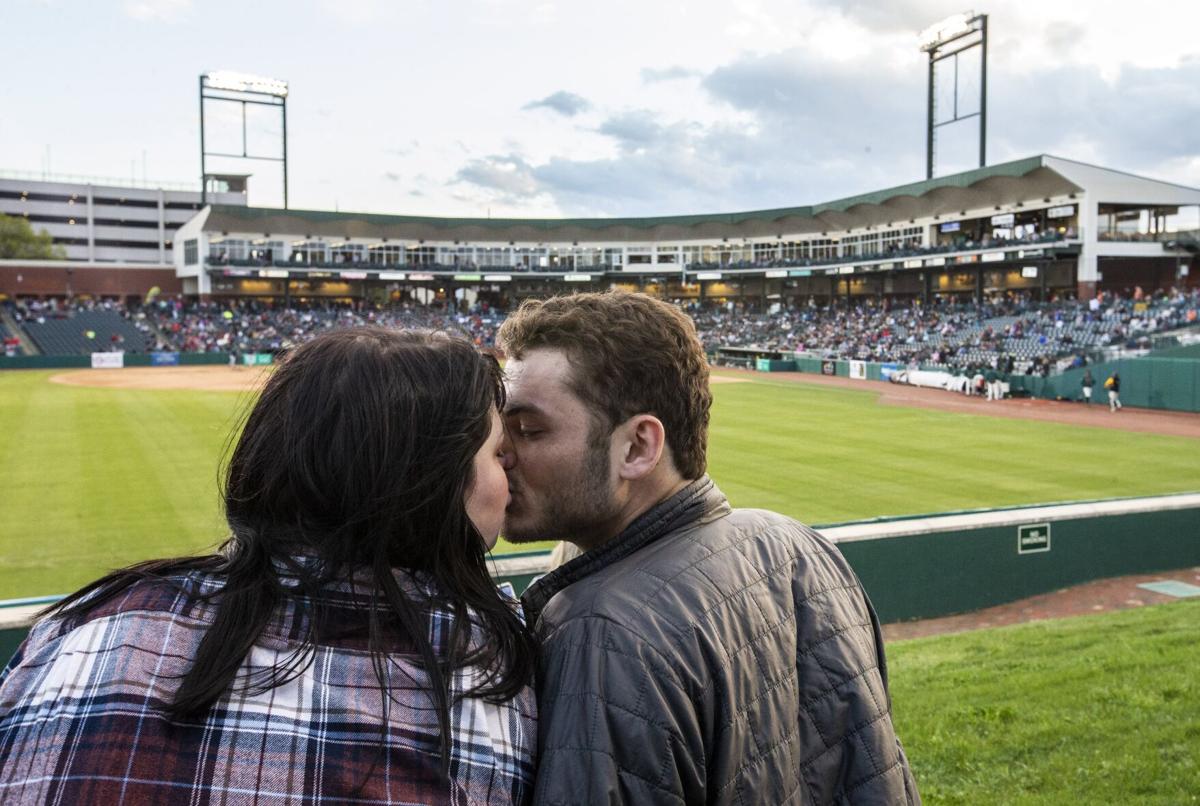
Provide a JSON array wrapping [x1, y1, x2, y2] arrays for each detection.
[[0, 308, 39, 356]]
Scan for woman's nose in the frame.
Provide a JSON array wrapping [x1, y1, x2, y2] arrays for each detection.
[[499, 435, 517, 470]]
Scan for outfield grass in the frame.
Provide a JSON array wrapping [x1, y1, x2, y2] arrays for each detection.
[[889, 599, 1200, 804], [709, 377, 1200, 524], [2, 369, 1198, 598]]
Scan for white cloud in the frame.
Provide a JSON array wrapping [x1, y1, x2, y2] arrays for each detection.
[[122, 0, 190, 21], [317, 0, 391, 24]]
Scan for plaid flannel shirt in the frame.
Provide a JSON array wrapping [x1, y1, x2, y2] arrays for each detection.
[[0, 566, 536, 805]]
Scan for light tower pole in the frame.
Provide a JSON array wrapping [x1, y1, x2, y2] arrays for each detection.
[[199, 71, 290, 208], [919, 12, 989, 179]]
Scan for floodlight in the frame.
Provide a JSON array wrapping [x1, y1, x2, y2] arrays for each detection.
[[203, 71, 289, 97], [918, 12, 979, 52]]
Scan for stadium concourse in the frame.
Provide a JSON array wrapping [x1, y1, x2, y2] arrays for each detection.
[[3, 289, 1198, 378]]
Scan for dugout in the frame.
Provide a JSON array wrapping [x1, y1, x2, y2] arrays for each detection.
[[712, 345, 793, 370]]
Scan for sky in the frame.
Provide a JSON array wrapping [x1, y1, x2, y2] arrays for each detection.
[[3, 0, 1199, 218]]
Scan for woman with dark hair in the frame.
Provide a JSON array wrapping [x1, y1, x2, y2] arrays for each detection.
[[0, 327, 537, 804]]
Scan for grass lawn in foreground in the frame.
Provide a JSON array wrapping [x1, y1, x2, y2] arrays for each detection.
[[889, 599, 1200, 804], [2, 369, 1198, 598]]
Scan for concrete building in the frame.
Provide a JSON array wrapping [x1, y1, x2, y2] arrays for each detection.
[[0, 171, 245, 298]]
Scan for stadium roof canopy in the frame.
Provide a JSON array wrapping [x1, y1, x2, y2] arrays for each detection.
[[200, 155, 1199, 244]]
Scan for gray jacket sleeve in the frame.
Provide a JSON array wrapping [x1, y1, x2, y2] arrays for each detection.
[[532, 615, 705, 806]]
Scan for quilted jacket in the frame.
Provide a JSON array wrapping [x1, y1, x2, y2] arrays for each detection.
[[522, 476, 920, 805]]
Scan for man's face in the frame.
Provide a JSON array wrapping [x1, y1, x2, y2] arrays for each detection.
[[502, 348, 619, 546]]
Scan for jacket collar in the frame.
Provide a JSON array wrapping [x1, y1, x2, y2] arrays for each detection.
[[521, 475, 728, 627]]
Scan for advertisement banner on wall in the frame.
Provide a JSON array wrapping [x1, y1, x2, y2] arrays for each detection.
[[91, 352, 124, 369], [879, 363, 902, 381], [848, 360, 867, 380], [150, 352, 181, 366], [821, 360, 836, 376], [242, 353, 274, 366]]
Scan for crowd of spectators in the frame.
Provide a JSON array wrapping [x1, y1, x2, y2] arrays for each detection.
[[692, 287, 1200, 374], [4, 287, 1197, 375], [141, 299, 505, 355]]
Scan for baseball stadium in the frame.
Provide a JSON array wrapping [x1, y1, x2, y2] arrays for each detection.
[[3, 9, 1200, 804]]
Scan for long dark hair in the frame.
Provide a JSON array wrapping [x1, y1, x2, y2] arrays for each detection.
[[47, 327, 535, 773]]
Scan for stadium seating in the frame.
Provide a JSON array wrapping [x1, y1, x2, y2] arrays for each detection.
[[3, 289, 1196, 377], [17, 309, 155, 356], [693, 289, 1199, 373]]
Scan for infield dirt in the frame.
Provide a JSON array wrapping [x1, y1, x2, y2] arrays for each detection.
[[52, 365, 750, 392], [50, 366, 272, 393]]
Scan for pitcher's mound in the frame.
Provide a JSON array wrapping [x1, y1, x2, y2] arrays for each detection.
[[50, 365, 271, 392]]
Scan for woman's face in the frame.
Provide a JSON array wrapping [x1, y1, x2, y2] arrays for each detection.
[[465, 410, 514, 550]]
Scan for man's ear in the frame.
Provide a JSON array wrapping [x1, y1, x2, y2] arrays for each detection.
[[615, 414, 667, 481]]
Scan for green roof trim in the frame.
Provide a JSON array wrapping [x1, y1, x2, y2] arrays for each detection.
[[210, 155, 1052, 231], [812, 155, 1047, 214]]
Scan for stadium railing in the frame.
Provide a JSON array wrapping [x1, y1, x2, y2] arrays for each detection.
[[5, 493, 1198, 666]]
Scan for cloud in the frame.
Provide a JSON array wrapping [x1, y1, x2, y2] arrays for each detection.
[[318, 0, 389, 24], [808, 0, 965, 34], [123, 0, 190, 21], [640, 66, 702, 83], [455, 50, 927, 215], [522, 91, 592, 117], [453, 46, 1200, 217], [985, 59, 1200, 171], [383, 172, 401, 182], [596, 110, 689, 153], [454, 154, 542, 198]]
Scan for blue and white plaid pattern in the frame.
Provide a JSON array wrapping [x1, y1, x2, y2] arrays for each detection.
[[0, 568, 535, 805]]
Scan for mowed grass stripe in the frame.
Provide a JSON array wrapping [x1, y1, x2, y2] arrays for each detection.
[[3, 382, 227, 586], [709, 381, 1199, 524], [2, 369, 1199, 598]]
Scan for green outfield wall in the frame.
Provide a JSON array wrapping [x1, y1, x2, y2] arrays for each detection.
[[0, 352, 233, 370], [1008, 357, 1200, 412], [3, 495, 1197, 665], [1151, 342, 1200, 360], [771, 352, 1200, 412]]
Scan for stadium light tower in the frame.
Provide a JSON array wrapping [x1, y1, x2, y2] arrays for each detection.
[[919, 11, 988, 179], [199, 71, 290, 207]]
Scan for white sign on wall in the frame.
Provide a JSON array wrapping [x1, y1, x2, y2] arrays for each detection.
[[91, 352, 125, 369]]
